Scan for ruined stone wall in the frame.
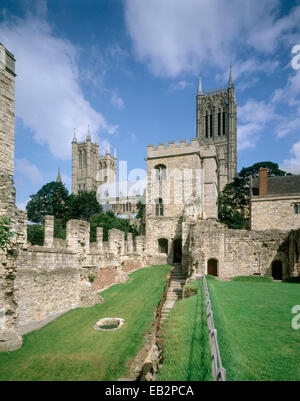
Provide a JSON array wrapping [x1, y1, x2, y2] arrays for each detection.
[[0, 43, 15, 176], [186, 219, 291, 279], [251, 196, 300, 231]]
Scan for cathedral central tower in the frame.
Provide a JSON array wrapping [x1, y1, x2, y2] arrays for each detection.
[[196, 68, 237, 190]]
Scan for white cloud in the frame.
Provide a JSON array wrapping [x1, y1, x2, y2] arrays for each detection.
[[0, 11, 118, 159], [168, 80, 192, 92], [110, 91, 124, 109], [124, 0, 298, 77], [237, 100, 277, 150], [281, 140, 300, 174], [15, 158, 43, 183]]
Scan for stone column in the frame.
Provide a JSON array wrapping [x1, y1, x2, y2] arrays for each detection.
[[44, 215, 54, 248], [96, 227, 103, 252], [127, 233, 133, 253]]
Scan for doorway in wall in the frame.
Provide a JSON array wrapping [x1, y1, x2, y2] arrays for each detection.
[[207, 258, 218, 276], [272, 260, 283, 280], [173, 238, 182, 263]]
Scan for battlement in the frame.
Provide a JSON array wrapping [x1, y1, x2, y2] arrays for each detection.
[[147, 138, 200, 158]]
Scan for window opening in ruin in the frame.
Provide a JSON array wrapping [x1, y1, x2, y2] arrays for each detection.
[[158, 238, 168, 254]]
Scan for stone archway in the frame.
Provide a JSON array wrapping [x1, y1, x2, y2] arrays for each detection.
[[272, 260, 283, 280], [207, 258, 218, 276], [173, 238, 182, 263], [158, 238, 168, 254]]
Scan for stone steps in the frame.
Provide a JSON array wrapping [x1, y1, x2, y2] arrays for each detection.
[[159, 266, 187, 324]]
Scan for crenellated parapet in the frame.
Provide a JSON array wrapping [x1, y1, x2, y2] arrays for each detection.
[[147, 138, 200, 159]]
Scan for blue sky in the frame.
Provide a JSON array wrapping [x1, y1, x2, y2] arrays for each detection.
[[0, 0, 300, 209]]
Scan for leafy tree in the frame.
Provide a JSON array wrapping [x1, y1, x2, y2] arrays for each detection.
[[239, 161, 289, 181], [27, 224, 44, 246], [67, 191, 102, 222], [0, 217, 13, 251], [90, 211, 138, 242], [26, 181, 69, 224], [218, 161, 289, 229]]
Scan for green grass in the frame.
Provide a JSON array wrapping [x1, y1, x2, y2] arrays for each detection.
[[207, 275, 300, 381], [0, 265, 170, 381], [157, 280, 212, 381]]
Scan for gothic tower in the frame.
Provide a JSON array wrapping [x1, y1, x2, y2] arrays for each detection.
[[72, 128, 117, 194], [196, 68, 237, 190]]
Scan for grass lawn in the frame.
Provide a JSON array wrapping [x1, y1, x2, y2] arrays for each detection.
[[207, 275, 300, 381], [157, 280, 212, 381], [0, 265, 170, 381]]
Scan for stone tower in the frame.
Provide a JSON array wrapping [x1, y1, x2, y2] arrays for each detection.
[[196, 68, 237, 190], [72, 128, 117, 194], [0, 43, 16, 177]]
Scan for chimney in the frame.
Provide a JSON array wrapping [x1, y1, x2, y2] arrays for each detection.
[[259, 167, 268, 196]]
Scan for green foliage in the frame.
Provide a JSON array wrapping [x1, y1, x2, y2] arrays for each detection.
[[88, 274, 96, 283], [218, 161, 289, 229], [67, 191, 102, 221], [90, 211, 138, 242], [239, 161, 288, 181], [0, 217, 13, 251], [54, 219, 66, 240], [218, 176, 249, 229], [26, 181, 69, 224], [27, 224, 44, 246]]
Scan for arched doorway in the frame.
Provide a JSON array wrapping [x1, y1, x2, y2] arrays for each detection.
[[158, 238, 168, 254], [272, 260, 283, 280], [173, 238, 182, 263], [207, 258, 218, 276]]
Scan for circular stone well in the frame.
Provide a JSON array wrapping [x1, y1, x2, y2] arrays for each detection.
[[93, 318, 124, 331]]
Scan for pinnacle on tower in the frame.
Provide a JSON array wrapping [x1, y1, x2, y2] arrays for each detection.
[[72, 128, 77, 142], [114, 147, 117, 159], [197, 74, 202, 95], [228, 65, 234, 88], [56, 168, 62, 183], [87, 125, 91, 141], [107, 142, 110, 155]]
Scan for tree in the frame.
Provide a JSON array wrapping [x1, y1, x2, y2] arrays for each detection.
[[26, 181, 69, 223], [67, 191, 102, 221], [218, 161, 289, 229], [27, 224, 44, 246]]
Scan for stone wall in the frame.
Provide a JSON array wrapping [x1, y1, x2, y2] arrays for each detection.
[[0, 43, 15, 176], [185, 219, 293, 279], [251, 196, 300, 231]]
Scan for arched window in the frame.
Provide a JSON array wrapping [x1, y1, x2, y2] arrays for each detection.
[[205, 112, 209, 138], [83, 150, 87, 167], [79, 150, 82, 168], [222, 111, 226, 135], [155, 164, 166, 181], [155, 198, 164, 216], [158, 238, 168, 254], [218, 109, 221, 136], [210, 113, 213, 137]]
